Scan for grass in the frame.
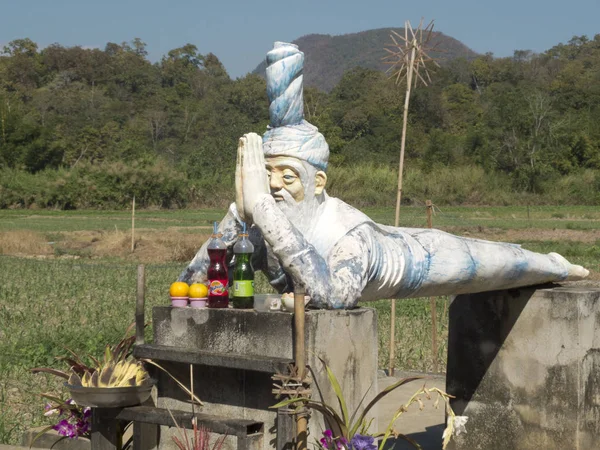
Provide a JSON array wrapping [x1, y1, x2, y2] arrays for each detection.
[[0, 204, 598, 445], [0, 209, 226, 233], [0, 256, 448, 444], [2, 205, 600, 234], [363, 204, 600, 230], [0, 257, 183, 444]]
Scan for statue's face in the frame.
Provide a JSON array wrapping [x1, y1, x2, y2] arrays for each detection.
[[265, 155, 327, 231], [265, 156, 306, 203]]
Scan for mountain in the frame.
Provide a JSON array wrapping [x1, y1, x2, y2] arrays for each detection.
[[252, 28, 478, 92]]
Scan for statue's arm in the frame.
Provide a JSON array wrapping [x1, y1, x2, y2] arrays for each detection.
[[253, 195, 369, 309], [178, 202, 286, 289], [178, 203, 243, 284]]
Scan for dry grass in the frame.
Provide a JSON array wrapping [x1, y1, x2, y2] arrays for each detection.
[[0, 231, 53, 256], [0, 229, 210, 263]]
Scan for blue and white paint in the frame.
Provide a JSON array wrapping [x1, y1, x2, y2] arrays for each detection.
[[179, 42, 589, 309]]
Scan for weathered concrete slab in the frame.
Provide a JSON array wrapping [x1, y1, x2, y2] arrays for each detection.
[[21, 427, 90, 450], [446, 285, 600, 450], [151, 306, 378, 450]]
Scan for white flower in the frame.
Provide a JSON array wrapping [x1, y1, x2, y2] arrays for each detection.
[[44, 408, 59, 417], [453, 416, 468, 436]]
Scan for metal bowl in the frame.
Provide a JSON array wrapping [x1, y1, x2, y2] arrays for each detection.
[[65, 380, 155, 408]]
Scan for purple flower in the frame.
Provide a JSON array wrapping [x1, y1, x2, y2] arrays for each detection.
[[350, 434, 377, 450], [320, 430, 336, 449], [319, 430, 350, 449], [75, 418, 90, 435], [54, 419, 77, 438]]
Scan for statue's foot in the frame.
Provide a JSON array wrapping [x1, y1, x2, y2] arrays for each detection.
[[549, 252, 590, 280]]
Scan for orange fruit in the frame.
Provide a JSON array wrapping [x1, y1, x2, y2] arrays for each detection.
[[189, 283, 208, 299], [169, 281, 189, 297]]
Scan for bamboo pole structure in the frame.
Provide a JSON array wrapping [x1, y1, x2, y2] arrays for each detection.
[[131, 195, 136, 252], [135, 264, 145, 346], [294, 287, 307, 450], [389, 30, 417, 377], [394, 43, 416, 227], [426, 200, 438, 373], [383, 19, 440, 377]]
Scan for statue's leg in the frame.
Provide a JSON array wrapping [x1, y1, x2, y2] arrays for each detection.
[[402, 228, 588, 298]]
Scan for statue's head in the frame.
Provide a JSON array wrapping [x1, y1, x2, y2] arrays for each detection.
[[262, 42, 328, 213]]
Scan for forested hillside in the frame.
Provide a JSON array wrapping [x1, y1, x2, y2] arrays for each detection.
[[1, 34, 599, 209], [252, 28, 478, 92]]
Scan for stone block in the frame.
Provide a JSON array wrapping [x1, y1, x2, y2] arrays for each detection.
[[150, 306, 378, 449], [446, 286, 600, 450], [21, 428, 90, 450]]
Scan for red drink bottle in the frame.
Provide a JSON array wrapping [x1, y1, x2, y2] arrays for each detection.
[[207, 222, 229, 308]]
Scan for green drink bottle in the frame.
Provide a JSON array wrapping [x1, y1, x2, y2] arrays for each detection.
[[232, 222, 254, 309]]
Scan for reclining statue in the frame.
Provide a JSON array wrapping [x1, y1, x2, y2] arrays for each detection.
[[179, 42, 589, 309]]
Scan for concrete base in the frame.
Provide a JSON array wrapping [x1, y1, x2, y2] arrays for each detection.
[[151, 306, 378, 449], [446, 285, 600, 450], [21, 428, 90, 450]]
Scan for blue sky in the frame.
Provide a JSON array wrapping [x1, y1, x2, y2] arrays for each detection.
[[2, 0, 598, 78]]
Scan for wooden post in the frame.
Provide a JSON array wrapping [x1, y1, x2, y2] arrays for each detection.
[[135, 264, 145, 346], [389, 300, 396, 376], [426, 199, 433, 229], [294, 287, 307, 450], [91, 408, 121, 450], [426, 200, 438, 373], [131, 195, 136, 252]]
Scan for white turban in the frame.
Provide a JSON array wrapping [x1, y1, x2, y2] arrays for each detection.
[[262, 42, 329, 172]]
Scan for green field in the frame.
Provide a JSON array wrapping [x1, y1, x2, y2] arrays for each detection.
[[2, 205, 600, 233], [0, 205, 599, 444]]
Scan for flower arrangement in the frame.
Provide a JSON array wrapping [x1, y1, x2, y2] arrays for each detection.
[[29, 324, 149, 443], [272, 357, 465, 449], [31, 324, 149, 389], [42, 397, 91, 439]]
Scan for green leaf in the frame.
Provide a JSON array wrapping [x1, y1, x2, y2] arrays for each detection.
[[270, 397, 347, 437], [381, 433, 422, 450], [270, 396, 306, 409], [30, 367, 70, 380], [350, 376, 422, 437], [40, 393, 68, 405], [29, 425, 55, 449], [104, 345, 113, 365], [348, 380, 375, 431], [318, 356, 349, 428]]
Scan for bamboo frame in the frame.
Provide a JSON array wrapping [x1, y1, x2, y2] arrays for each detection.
[[294, 288, 307, 450], [426, 200, 438, 373], [382, 19, 441, 377]]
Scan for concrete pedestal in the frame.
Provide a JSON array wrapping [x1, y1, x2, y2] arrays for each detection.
[[446, 286, 600, 450], [150, 306, 378, 449]]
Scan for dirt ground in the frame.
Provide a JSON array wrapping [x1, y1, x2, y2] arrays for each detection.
[[445, 226, 600, 243]]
